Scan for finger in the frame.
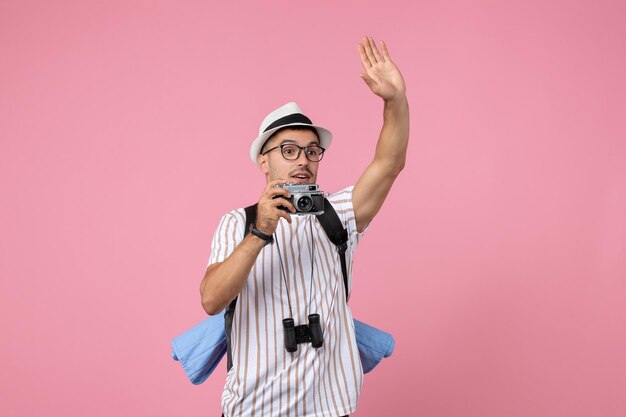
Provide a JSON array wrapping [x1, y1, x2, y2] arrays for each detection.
[[259, 196, 293, 213], [361, 36, 377, 66], [360, 73, 378, 91], [278, 210, 292, 224], [262, 180, 289, 199], [380, 40, 391, 61], [357, 44, 371, 70], [265, 179, 286, 192], [368, 36, 383, 63], [265, 186, 291, 200], [272, 197, 296, 213]]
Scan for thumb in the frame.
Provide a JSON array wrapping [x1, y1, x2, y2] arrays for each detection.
[[360, 73, 377, 90]]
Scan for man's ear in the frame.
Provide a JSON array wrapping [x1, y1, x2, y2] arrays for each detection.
[[258, 154, 270, 174]]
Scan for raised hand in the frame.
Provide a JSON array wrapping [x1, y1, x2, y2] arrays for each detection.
[[357, 36, 406, 101]]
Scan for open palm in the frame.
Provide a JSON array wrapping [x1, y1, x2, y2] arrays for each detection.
[[357, 37, 406, 101]]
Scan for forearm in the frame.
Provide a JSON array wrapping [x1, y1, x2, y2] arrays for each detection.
[[373, 94, 410, 174], [353, 95, 410, 232], [200, 234, 266, 315]]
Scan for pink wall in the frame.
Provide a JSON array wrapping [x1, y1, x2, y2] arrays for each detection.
[[1, 0, 625, 416]]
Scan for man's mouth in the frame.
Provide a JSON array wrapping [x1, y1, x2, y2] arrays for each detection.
[[290, 171, 312, 182]]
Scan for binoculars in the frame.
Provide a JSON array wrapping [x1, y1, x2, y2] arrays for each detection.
[[282, 314, 323, 352]]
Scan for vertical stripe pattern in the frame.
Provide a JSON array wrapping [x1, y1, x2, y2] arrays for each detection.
[[208, 186, 364, 417]]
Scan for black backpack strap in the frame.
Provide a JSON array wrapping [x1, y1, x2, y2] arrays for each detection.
[[225, 204, 257, 371], [244, 204, 258, 237], [316, 198, 350, 302]]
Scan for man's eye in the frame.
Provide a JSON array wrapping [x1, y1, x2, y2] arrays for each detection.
[[282, 147, 296, 154]]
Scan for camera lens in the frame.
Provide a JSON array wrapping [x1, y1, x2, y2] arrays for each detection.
[[296, 195, 313, 212]]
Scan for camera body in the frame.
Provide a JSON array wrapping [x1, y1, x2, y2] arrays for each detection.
[[283, 183, 325, 215]]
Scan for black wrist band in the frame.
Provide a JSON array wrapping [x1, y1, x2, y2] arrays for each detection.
[[250, 224, 273, 245]]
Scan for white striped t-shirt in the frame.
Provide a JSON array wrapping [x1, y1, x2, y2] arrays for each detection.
[[208, 185, 364, 417]]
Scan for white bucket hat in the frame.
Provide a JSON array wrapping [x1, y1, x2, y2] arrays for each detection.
[[250, 102, 333, 165]]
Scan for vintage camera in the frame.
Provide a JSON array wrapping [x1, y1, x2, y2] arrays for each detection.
[[283, 314, 324, 352], [282, 183, 325, 215]]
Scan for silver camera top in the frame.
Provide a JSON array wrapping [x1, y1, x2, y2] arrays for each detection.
[[281, 183, 320, 193]]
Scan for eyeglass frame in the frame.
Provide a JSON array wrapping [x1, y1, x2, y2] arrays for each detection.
[[261, 143, 327, 162]]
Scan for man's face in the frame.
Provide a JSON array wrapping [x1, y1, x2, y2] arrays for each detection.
[[257, 128, 321, 184]]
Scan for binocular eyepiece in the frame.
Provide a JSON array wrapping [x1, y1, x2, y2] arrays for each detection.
[[283, 314, 324, 353]]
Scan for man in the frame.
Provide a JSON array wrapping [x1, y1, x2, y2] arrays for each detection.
[[200, 36, 409, 417]]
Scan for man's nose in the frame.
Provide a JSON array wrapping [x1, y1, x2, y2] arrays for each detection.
[[296, 149, 309, 165]]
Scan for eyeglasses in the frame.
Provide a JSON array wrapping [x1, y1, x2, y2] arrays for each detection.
[[262, 144, 326, 162]]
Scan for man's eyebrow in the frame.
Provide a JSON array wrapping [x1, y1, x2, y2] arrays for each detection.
[[280, 139, 320, 146]]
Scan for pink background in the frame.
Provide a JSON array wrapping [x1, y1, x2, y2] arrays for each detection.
[[1, 0, 625, 416]]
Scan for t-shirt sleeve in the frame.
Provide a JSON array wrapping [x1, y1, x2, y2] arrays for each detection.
[[207, 209, 246, 267], [327, 185, 366, 253]]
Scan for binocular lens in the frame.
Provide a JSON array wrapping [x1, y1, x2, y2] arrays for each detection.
[[283, 318, 297, 352], [282, 315, 324, 352], [308, 314, 323, 348]]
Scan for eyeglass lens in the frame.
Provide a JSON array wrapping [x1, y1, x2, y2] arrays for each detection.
[[281, 145, 324, 161]]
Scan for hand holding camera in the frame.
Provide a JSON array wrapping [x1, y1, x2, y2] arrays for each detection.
[[255, 181, 326, 237], [254, 179, 296, 236]]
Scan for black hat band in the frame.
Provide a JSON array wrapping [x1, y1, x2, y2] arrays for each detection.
[[263, 113, 313, 133]]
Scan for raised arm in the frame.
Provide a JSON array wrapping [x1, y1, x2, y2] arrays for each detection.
[[352, 36, 410, 233]]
